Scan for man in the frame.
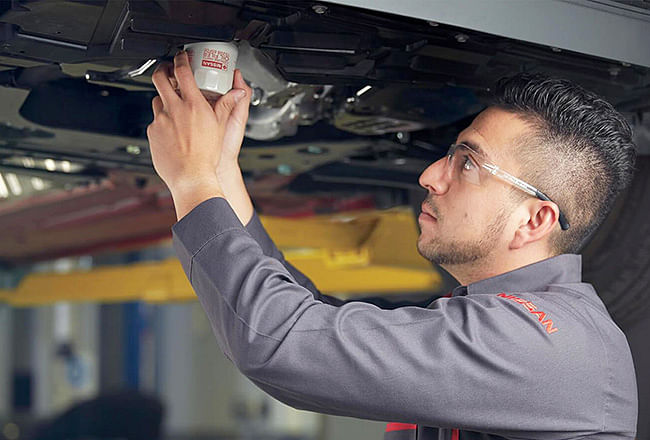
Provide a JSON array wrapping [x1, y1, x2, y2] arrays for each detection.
[[147, 50, 638, 439]]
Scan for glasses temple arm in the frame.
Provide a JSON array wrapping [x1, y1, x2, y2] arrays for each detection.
[[483, 164, 570, 230]]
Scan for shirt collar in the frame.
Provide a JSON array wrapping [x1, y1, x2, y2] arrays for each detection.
[[451, 254, 582, 297]]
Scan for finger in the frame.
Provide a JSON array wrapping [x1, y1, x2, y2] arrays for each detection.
[[169, 69, 179, 92], [173, 50, 203, 101], [152, 96, 163, 117], [151, 62, 180, 108], [220, 71, 251, 126], [214, 88, 247, 122], [232, 69, 252, 96], [167, 64, 183, 98]]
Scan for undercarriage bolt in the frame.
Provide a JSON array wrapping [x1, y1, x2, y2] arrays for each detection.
[[250, 87, 263, 106]]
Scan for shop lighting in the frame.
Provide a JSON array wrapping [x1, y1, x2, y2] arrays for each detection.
[[44, 158, 56, 171], [31, 177, 45, 190], [126, 145, 141, 155], [0, 173, 8, 198], [355, 85, 372, 97], [5, 173, 22, 196], [22, 157, 36, 168]]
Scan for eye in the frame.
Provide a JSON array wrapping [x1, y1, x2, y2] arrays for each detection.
[[462, 154, 475, 171]]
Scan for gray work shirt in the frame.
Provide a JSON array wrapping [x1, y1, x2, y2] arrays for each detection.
[[171, 197, 638, 440]]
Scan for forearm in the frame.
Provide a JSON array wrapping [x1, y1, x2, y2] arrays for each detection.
[[170, 176, 225, 222], [217, 165, 254, 226]]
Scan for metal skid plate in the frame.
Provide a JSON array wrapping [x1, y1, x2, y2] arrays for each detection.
[[326, 0, 650, 68]]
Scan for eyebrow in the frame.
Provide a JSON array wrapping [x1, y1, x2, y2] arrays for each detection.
[[458, 140, 493, 163]]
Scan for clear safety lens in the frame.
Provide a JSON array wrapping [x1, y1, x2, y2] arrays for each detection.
[[446, 143, 483, 186]]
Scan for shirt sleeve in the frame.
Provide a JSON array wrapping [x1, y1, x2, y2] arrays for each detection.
[[172, 197, 605, 438]]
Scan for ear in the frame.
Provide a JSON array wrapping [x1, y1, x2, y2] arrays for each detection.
[[509, 200, 560, 250]]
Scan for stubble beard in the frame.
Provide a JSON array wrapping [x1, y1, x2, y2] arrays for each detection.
[[416, 203, 510, 266]]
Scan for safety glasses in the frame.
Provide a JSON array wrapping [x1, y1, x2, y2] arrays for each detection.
[[446, 143, 570, 230]]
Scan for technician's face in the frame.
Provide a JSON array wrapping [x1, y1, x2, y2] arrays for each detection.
[[416, 107, 529, 266]]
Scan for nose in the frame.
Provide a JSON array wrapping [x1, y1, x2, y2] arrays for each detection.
[[418, 156, 450, 194]]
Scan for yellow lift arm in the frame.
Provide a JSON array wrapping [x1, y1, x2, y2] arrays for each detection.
[[0, 207, 441, 306]]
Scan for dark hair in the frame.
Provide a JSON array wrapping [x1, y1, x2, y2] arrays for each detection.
[[490, 73, 636, 254]]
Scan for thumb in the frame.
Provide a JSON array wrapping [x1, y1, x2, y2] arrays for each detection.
[[214, 88, 247, 121]]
